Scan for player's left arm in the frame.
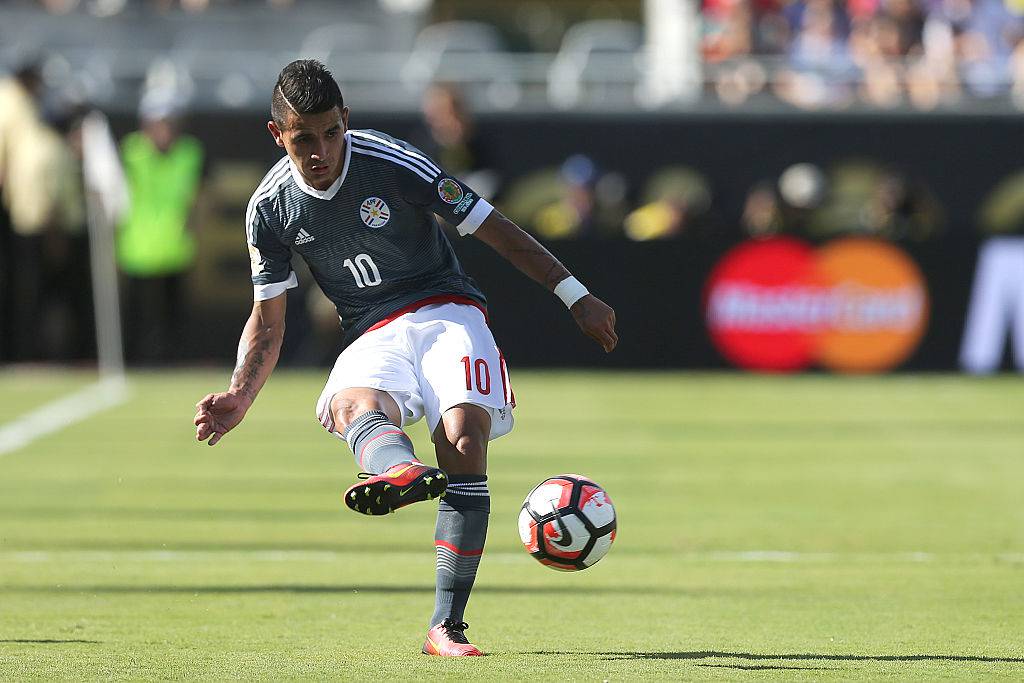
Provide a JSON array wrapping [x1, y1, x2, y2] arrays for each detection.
[[387, 136, 616, 351], [473, 210, 618, 353]]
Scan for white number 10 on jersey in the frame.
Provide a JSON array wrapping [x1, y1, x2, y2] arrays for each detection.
[[343, 253, 383, 288]]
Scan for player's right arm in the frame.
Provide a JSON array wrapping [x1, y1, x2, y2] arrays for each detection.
[[195, 173, 296, 445], [194, 293, 286, 445]]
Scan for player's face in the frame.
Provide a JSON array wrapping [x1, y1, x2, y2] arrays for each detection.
[[268, 106, 349, 190]]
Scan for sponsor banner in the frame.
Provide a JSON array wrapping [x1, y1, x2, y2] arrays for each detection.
[[959, 237, 1024, 373], [705, 237, 929, 373], [193, 230, 1021, 372]]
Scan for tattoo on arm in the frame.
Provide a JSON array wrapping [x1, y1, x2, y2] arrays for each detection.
[[505, 247, 570, 290], [508, 247, 548, 257], [230, 335, 274, 400], [486, 214, 571, 291], [542, 261, 570, 290]]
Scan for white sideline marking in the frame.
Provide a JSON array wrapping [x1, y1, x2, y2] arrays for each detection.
[[1, 550, 1021, 564], [0, 377, 129, 457]]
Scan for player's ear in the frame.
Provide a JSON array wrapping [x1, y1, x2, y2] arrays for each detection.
[[267, 120, 286, 148], [340, 106, 350, 130]]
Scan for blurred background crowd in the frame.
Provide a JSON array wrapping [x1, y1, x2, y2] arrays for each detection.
[[2, 0, 1023, 366], [14, 0, 1024, 111], [704, 0, 1024, 109]]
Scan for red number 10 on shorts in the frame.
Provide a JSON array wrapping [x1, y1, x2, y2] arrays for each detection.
[[460, 356, 491, 395]]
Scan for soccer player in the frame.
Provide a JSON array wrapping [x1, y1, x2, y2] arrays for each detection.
[[193, 60, 617, 656]]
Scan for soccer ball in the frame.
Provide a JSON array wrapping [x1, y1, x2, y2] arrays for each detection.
[[518, 474, 617, 571]]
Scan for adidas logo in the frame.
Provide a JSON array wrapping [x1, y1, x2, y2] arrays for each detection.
[[294, 229, 315, 245]]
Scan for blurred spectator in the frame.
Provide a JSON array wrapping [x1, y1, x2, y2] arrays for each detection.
[[744, 160, 943, 239], [117, 89, 204, 363], [703, 0, 791, 58], [34, 0, 295, 14], [701, 0, 1024, 108], [47, 103, 96, 361], [411, 82, 499, 199], [702, 0, 785, 105], [39, 0, 78, 13], [741, 180, 786, 235], [849, 12, 907, 107], [1010, 37, 1024, 107], [624, 167, 714, 240], [929, 0, 1024, 98], [532, 155, 627, 239], [779, 161, 828, 210], [775, 0, 859, 109], [0, 60, 85, 361], [741, 162, 827, 236], [0, 63, 43, 358], [150, 0, 211, 13], [703, 0, 755, 62], [810, 160, 943, 239], [978, 169, 1024, 234]]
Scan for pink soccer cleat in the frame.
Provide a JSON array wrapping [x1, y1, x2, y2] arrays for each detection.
[[343, 462, 447, 515], [422, 619, 484, 656]]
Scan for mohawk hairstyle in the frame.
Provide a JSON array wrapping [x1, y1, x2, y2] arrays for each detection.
[[271, 59, 344, 128]]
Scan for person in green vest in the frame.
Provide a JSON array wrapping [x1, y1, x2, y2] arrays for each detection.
[[118, 90, 203, 363]]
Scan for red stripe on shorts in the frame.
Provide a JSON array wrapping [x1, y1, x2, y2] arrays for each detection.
[[366, 295, 488, 333], [498, 350, 510, 407]]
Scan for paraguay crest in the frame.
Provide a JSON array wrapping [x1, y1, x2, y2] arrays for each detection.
[[359, 197, 390, 228], [437, 178, 464, 205]]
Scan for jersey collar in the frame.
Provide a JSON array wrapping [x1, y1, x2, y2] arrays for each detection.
[[288, 130, 352, 201]]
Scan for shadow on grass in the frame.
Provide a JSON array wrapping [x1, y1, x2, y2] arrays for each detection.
[[696, 664, 835, 671], [0, 643, 100, 647], [529, 651, 1024, 664], [1, 584, 700, 596]]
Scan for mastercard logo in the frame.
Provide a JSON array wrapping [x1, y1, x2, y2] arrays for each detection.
[[705, 237, 929, 373]]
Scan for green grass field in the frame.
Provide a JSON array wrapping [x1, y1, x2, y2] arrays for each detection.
[[0, 370, 1022, 680]]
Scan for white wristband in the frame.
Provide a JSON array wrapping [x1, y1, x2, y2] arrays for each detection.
[[553, 276, 589, 309]]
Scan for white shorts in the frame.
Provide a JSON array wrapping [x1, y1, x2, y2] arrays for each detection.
[[316, 302, 515, 442]]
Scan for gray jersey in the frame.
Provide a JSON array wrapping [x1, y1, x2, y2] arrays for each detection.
[[245, 128, 494, 348]]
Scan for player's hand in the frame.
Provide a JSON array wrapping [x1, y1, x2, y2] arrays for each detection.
[[570, 294, 618, 353], [194, 391, 251, 446]]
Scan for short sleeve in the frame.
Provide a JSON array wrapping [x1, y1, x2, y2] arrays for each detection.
[[426, 174, 494, 236], [247, 203, 297, 301], [351, 130, 493, 236]]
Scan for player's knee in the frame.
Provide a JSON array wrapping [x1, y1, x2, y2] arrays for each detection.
[[440, 430, 486, 476], [329, 395, 375, 433], [434, 404, 489, 473], [453, 432, 486, 460], [327, 389, 403, 435]]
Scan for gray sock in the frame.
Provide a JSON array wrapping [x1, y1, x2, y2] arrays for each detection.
[[430, 475, 489, 627], [341, 410, 417, 474]]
